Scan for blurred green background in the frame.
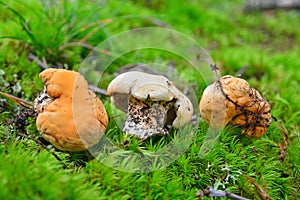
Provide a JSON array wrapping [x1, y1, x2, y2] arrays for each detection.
[[0, 0, 299, 199]]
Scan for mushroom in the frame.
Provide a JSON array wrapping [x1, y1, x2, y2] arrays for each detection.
[[34, 68, 108, 151], [107, 71, 193, 139], [199, 75, 272, 137]]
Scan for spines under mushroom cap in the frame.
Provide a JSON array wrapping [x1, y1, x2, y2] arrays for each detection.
[[172, 87, 194, 128], [107, 71, 194, 132]]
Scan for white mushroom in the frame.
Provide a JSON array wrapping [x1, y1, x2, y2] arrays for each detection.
[[107, 71, 193, 139]]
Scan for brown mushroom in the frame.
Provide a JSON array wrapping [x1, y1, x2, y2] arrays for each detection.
[[34, 68, 108, 151], [199, 75, 272, 137], [107, 71, 193, 139]]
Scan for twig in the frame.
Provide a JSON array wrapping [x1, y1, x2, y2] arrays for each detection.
[[235, 66, 248, 77], [244, 0, 300, 12], [0, 91, 68, 168], [214, 74, 271, 137], [58, 42, 111, 55], [277, 123, 288, 162], [28, 53, 49, 69], [16, 131, 68, 169], [210, 63, 221, 80], [0, 91, 33, 109], [196, 186, 249, 200], [27, 53, 109, 96], [88, 84, 108, 96], [0, 125, 11, 144], [79, 18, 112, 32], [79, 18, 113, 43], [243, 175, 272, 200]]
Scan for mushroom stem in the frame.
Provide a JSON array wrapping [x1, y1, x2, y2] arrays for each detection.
[[107, 71, 194, 139], [122, 96, 175, 139]]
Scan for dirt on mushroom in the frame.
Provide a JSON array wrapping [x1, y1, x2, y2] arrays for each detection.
[[107, 71, 193, 139], [199, 75, 272, 137]]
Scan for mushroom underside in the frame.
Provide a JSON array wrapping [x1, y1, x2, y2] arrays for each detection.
[[122, 96, 176, 139], [34, 88, 52, 114]]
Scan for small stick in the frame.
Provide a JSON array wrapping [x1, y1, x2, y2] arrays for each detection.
[[27, 53, 109, 96], [0, 125, 11, 144], [28, 53, 49, 69], [196, 186, 249, 200], [0, 91, 33, 109], [277, 123, 288, 162], [16, 131, 68, 169], [243, 175, 272, 200], [235, 66, 248, 77], [88, 84, 108, 96], [210, 63, 221, 80]]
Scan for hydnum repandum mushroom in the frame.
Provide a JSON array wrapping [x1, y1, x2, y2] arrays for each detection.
[[107, 71, 193, 139], [199, 75, 272, 137], [34, 68, 108, 151]]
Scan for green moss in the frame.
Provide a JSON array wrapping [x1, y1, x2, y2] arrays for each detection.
[[0, 0, 299, 199]]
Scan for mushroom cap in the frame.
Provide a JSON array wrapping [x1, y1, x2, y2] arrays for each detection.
[[36, 68, 108, 151], [199, 75, 272, 137], [107, 71, 193, 128]]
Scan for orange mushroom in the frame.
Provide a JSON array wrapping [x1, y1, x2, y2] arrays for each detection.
[[199, 75, 272, 137], [34, 68, 108, 151]]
